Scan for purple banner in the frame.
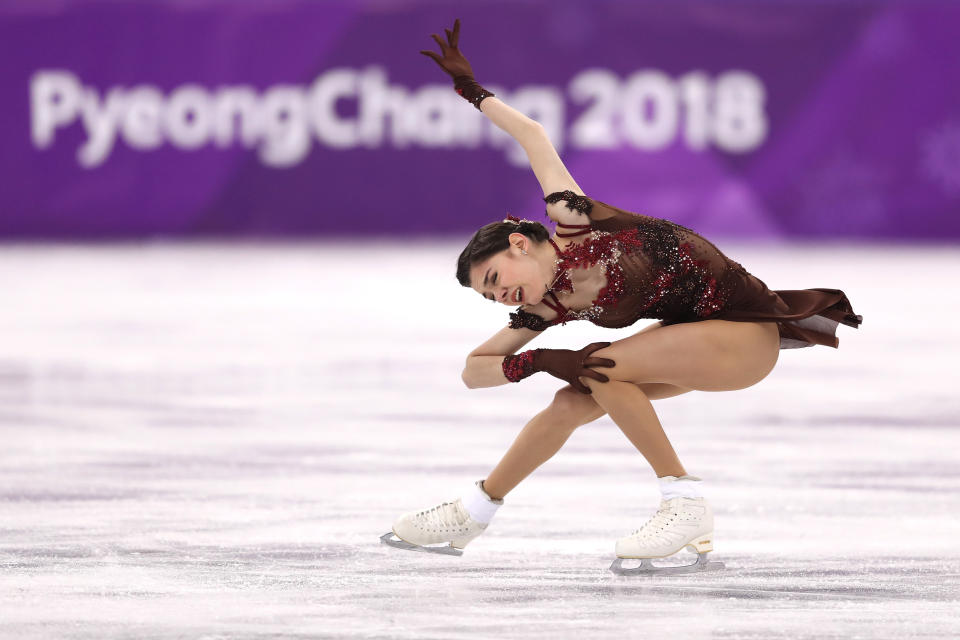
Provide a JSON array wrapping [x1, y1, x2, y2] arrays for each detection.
[[1, 1, 958, 239]]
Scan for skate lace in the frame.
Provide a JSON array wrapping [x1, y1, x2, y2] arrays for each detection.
[[417, 501, 465, 530], [630, 502, 674, 537]]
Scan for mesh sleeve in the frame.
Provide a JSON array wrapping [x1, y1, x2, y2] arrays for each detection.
[[508, 308, 553, 332], [544, 190, 594, 217]]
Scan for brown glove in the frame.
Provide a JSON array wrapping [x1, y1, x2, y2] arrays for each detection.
[[502, 342, 617, 394], [419, 18, 495, 111]]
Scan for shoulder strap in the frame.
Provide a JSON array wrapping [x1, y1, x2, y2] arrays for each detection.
[[509, 292, 569, 331], [541, 291, 568, 319], [556, 221, 591, 238]]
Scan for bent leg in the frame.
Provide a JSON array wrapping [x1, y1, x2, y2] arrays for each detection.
[[577, 319, 781, 478], [483, 381, 690, 500], [590, 319, 781, 391], [482, 386, 604, 500], [584, 380, 687, 477]]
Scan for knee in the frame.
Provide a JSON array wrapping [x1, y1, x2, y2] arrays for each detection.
[[581, 377, 606, 393], [584, 345, 633, 384], [545, 385, 597, 428]]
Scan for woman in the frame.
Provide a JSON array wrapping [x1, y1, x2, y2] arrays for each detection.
[[381, 19, 863, 574]]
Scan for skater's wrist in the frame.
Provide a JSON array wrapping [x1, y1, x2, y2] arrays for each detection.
[[501, 349, 541, 382], [453, 75, 495, 111]]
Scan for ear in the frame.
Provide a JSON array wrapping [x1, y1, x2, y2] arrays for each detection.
[[508, 232, 527, 252]]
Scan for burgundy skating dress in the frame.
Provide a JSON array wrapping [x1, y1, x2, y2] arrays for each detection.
[[507, 191, 863, 349]]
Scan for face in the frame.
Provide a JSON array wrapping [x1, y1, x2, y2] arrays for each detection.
[[469, 233, 547, 307]]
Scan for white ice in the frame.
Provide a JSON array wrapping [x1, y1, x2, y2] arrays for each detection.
[[0, 240, 958, 639]]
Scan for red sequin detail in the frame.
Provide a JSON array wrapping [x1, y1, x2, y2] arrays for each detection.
[[552, 269, 574, 294], [640, 272, 676, 312], [510, 195, 737, 331], [634, 243, 724, 316], [502, 350, 537, 382], [546, 238, 574, 294], [695, 275, 723, 317], [548, 228, 647, 325], [672, 243, 725, 317], [595, 262, 627, 308]]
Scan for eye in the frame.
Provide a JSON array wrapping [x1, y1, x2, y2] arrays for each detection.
[[485, 274, 499, 301]]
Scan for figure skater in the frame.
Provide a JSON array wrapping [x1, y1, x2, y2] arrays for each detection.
[[381, 19, 863, 575]]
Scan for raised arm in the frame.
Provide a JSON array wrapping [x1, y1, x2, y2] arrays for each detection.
[[420, 19, 586, 226], [478, 97, 584, 197]]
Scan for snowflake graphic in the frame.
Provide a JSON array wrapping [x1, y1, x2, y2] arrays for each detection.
[[799, 149, 886, 232], [920, 120, 960, 197]]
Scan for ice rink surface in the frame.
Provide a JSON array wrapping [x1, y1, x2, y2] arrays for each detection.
[[0, 240, 958, 639]]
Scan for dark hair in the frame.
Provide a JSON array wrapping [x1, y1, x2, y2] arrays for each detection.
[[456, 219, 550, 287]]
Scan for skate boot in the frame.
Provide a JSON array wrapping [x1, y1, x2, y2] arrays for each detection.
[[381, 480, 502, 556], [610, 496, 725, 576]]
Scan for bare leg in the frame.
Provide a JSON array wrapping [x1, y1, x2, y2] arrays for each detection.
[[584, 380, 687, 478], [482, 382, 689, 500], [576, 319, 782, 477]]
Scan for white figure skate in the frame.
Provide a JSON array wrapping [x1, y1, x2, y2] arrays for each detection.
[[610, 496, 725, 576], [381, 481, 501, 556]]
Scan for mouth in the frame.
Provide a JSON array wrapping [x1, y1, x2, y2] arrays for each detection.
[[512, 287, 523, 303]]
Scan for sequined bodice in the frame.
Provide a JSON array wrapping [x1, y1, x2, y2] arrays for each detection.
[[508, 191, 763, 331]]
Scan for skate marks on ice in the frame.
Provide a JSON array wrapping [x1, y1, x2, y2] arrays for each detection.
[[366, 548, 959, 639], [1, 243, 959, 639], [373, 546, 956, 603]]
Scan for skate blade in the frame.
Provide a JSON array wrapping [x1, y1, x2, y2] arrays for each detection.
[[379, 531, 464, 557], [609, 553, 725, 576]]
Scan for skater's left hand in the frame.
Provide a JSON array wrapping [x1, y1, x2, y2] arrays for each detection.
[[419, 18, 477, 81], [532, 343, 617, 394]]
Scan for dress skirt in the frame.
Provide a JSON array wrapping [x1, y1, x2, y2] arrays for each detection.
[[718, 287, 863, 349], [575, 195, 863, 349]]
